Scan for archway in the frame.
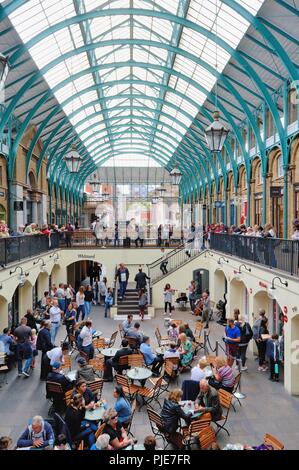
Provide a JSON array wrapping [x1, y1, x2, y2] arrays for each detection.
[[67, 261, 106, 292], [19, 280, 33, 315], [213, 269, 227, 308], [0, 295, 8, 331], [229, 279, 248, 320]]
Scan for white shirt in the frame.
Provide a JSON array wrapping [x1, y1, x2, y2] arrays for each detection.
[[76, 292, 85, 306], [47, 347, 65, 365], [191, 366, 206, 382], [163, 350, 180, 369], [49, 306, 61, 323], [80, 326, 93, 347]]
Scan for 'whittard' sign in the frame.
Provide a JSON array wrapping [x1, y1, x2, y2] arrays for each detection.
[[77, 254, 95, 259]]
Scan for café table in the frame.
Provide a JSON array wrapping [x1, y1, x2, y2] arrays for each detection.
[[99, 348, 118, 358], [127, 367, 152, 387], [85, 404, 106, 422], [92, 330, 103, 338], [156, 346, 167, 355], [179, 400, 204, 420], [204, 366, 213, 378], [65, 370, 77, 382]]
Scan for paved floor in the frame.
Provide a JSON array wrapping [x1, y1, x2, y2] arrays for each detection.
[[1, 305, 299, 450]]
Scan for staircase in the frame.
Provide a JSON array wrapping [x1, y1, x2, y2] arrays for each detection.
[[115, 288, 148, 318]]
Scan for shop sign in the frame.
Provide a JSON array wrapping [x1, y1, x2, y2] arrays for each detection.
[[270, 186, 282, 197]]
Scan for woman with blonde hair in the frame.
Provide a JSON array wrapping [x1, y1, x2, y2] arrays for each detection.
[[178, 333, 193, 367], [209, 356, 235, 393], [76, 286, 86, 321], [161, 388, 191, 448]]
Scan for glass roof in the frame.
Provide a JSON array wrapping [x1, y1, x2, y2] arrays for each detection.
[[6, 0, 264, 168]]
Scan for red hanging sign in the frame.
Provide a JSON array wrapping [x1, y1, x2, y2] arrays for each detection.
[[283, 306, 288, 314], [283, 315, 288, 323]]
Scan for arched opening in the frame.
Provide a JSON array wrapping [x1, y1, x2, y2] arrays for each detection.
[[229, 279, 248, 320], [192, 268, 209, 298], [9, 286, 20, 328], [67, 261, 106, 292], [213, 269, 227, 309], [290, 314, 299, 394], [0, 204, 6, 222], [0, 295, 8, 331]]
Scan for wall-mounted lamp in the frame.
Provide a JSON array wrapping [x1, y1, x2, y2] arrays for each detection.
[[217, 256, 229, 265], [268, 276, 288, 300], [33, 258, 46, 272], [9, 266, 29, 286], [49, 252, 59, 263], [238, 264, 251, 274], [204, 250, 214, 258]]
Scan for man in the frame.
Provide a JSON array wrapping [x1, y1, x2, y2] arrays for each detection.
[[65, 222, 74, 248], [0, 328, 14, 369], [114, 223, 120, 247], [138, 225, 145, 247], [79, 320, 94, 359], [201, 290, 211, 329], [115, 263, 129, 300], [224, 318, 241, 367], [126, 322, 143, 348], [76, 357, 97, 383], [46, 361, 73, 392], [49, 299, 62, 345], [159, 248, 168, 275], [253, 309, 268, 356], [36, 320, 53, 380], [140, 336, 163, 376], [17, 415, 55, 449], [41, 342, 69, 381], [104, 339, 132, 381], [14, 317, 32, 377], [122, 314, 133, 335], [56, 283, 66, 313], [134, 267, 150, 291], [194, 379, 222, 422]]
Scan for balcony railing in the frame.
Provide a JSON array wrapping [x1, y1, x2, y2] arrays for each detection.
[[210, 233, 299, 277], [0, 233, 60, 266]]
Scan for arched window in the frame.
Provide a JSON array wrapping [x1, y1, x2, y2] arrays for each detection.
[[0, 204, 6, 222], [277, 155, 283, 178]]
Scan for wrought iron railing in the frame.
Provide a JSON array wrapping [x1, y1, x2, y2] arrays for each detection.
[[210, 233, 299, 277], [0, 233, 60, 266]]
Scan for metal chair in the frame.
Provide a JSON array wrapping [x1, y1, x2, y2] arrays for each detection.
[[88, 357, 104, 378], [155, 327, 169, 347], [105, 330, 118, 348], [95, 422, 106, 440], [232, 372, 242, 411], [92, 337, 105, 353], [146, 406, 170, 449], [46, 381, 65, 415], [123, 398, 137, 438], [60, 355, 72, 371], [128, 354, 144, 368]]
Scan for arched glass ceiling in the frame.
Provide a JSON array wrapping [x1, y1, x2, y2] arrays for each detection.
[[5, 0, 264, 170]]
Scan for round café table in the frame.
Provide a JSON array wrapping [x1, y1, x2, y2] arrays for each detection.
[[179, 401, 207, 420], [92, 330, 103, 338], [156, 346, 167, 355], [65, 370, 77, 382], [99, 348, 118, 358], [85, 405, 106, 422], [127, 367, 152, 388]]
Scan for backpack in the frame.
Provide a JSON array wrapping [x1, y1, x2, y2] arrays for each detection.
[[75, 330, 83, 349], [245, 323, 253, 342]]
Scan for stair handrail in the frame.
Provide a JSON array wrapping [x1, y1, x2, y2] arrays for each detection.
[[147, 243, 184, 270], [113, 264, 118, 307]]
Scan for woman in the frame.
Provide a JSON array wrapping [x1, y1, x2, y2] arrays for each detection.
[[235, 316, 253, 371], [161, 389, 191, 449], [163, 284, 175, 316], [92, 277, 99, 305], [168, 322, 179, 343], [84, 286, 93, 317], [183, 322, 195, 342], [72, 380, 96, 410], [188, 281, 196, 312], [233, 308, 240, 322], [65, 394, 97, 448], [178, 333, 193, 368], [104, 288, 113, 319], [257, 318, 269, 372], [25, 309, 37, 330], [209, 356, 235, 393], [138, 288, 148, 321], [65, 284, 73, 308], [103, 408, 134, 450], [98, 277, 108, 305], [64, 302, 77, 340], [76, 286, 86, 322], [113, 385, 132, 426]]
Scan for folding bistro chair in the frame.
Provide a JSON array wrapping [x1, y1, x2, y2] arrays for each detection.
[[123, 398, 137, 438], [115, 374, 141, 401], [88, 378, 104, 400], [128, 354, 144, 368], [95, 423, 106, 440], [263, 433, 284, 450], [138, 376, 163, 410], [149, 362, 173, 396], [198, 425, 217, 450], [60, 355, 72, 371], [146, 406, 170, 450], [232, 372, 242, 411], [215, 389, 233, 436], [105, 331, 118, 348], [46, 381, 65, 415], [92, 337, 106, 353], [182, 414, 211, 449], [88, 357, 104, 378], [155, 327, 169, 347]]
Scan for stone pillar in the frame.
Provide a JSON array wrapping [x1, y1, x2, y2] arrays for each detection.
[[32, 200, 38, 224], [41, 194, 47, 225], [19, 281, 32, 314], [11, 184, 24, 229]]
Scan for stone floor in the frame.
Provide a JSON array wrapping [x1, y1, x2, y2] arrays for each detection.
[[1, 304, 299, 450]]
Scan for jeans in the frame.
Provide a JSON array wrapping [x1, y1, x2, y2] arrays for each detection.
[[104, 303, 111, 318], [81, 344, 94, 360], [164, 302, 172, 313], [58, 298, 66, 312], [16, 343, 33, 374], [160, 262, 168, 274], [119, 281, 127, 298], [189, 297, 195, 311], [50, 322, 60, 344], [84, 301, 91, 316], [256, 340, 267, 366], [75, 422, 97, 447], [237, 344, 248, 367], [76, 304, 86, 321], [114, 237, 120, 246]]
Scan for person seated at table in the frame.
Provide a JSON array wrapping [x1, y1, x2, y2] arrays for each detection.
[[90, 433, 113, 451], [72, 380, 96, 411], [208, 356, 235, 393], [76, 357, 97, 383], [177, 333, 193, 368], [161, 389, 192, 449], [65, 394, 97, 449], [41, 341, 69, 381], [168, 323, 179, 343], [191, 358, 209, 382], [102, 408, 134, 450], [104, 339, 133, 382], [183, 322, 195, 342], [16, 415, 55, 449], [140, 336, 164, 376], [54, 434, 72, 450], [46, 361, 73, 392], [126, 322, 143, 348], [194, 379, 222, 422], [79, 320, 94, 360], [113, 385, 132, 426], [163, 343, 180, 371], [122, 314, 134, 335]]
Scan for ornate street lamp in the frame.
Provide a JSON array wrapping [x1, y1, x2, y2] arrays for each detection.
[[170, 167, 182, 185], [204, 110, 229, 153], [0, 53, 9, 90], [64, 144, 83, 173], [101, 192, 110, 201]]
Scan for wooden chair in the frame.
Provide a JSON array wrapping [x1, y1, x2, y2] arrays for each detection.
[[123, 398, 137, 437], [149, 363, 172, 397], [115, 374, 141, 401], [138, 376, 163, 410], [146, 406, 170, 449], [232, 372, 242, 410], [117, 355, 129, 375], [77, 440, 84, 450], [205, 355, 217, 366], [124, 336, 139, 351], [79, 350, 89, 362], [172, 320, 183, 327], [128, 354, 144, 368], [198, 425, 217, 450], [68, 333, 79, 355], [88, 378, 104, 399], [105, 330, 118, 348], [65, 389, 73, 407], [182, 414, 211, 449], [118, 323, 124, 339], [88, 357, 104, 378], [155, 327, 169, 347], [46, 381, 65, 415], [60, 355, 72, 371], [93, 337, 105, 352], [215, 389, 233, 436], [0, 354, 8, 386], [263, 433, 284, 450], [95, 422, 106, 440]]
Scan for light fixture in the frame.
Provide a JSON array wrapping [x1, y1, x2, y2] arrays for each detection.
[[64, 144, 83, 173], [204, 250, 214, 258], [205, 111, 229, 154], [170, 167, 182, 186], [238, 264, 251, 274], [33, 258, 46, 272], [217, 256, 229, 265], [268, 276, 288, 300], [49, 252, 59, 263], [0, 53, 9, 90], [157, 184, 166, 198], [9, 266, 29, 286]]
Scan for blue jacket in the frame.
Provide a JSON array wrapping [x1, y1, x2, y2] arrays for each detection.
[[266, 339, 280, 361], [17, 421, 54, 448], [140, 343, 155, 365]]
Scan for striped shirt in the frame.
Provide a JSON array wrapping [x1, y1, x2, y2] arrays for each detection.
[[218, 365, 234, 388]]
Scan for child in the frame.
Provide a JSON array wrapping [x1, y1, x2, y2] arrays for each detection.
[[104, 288, 113, 318], [266, 334, 280, 382], [30, 329, 38, 369]]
